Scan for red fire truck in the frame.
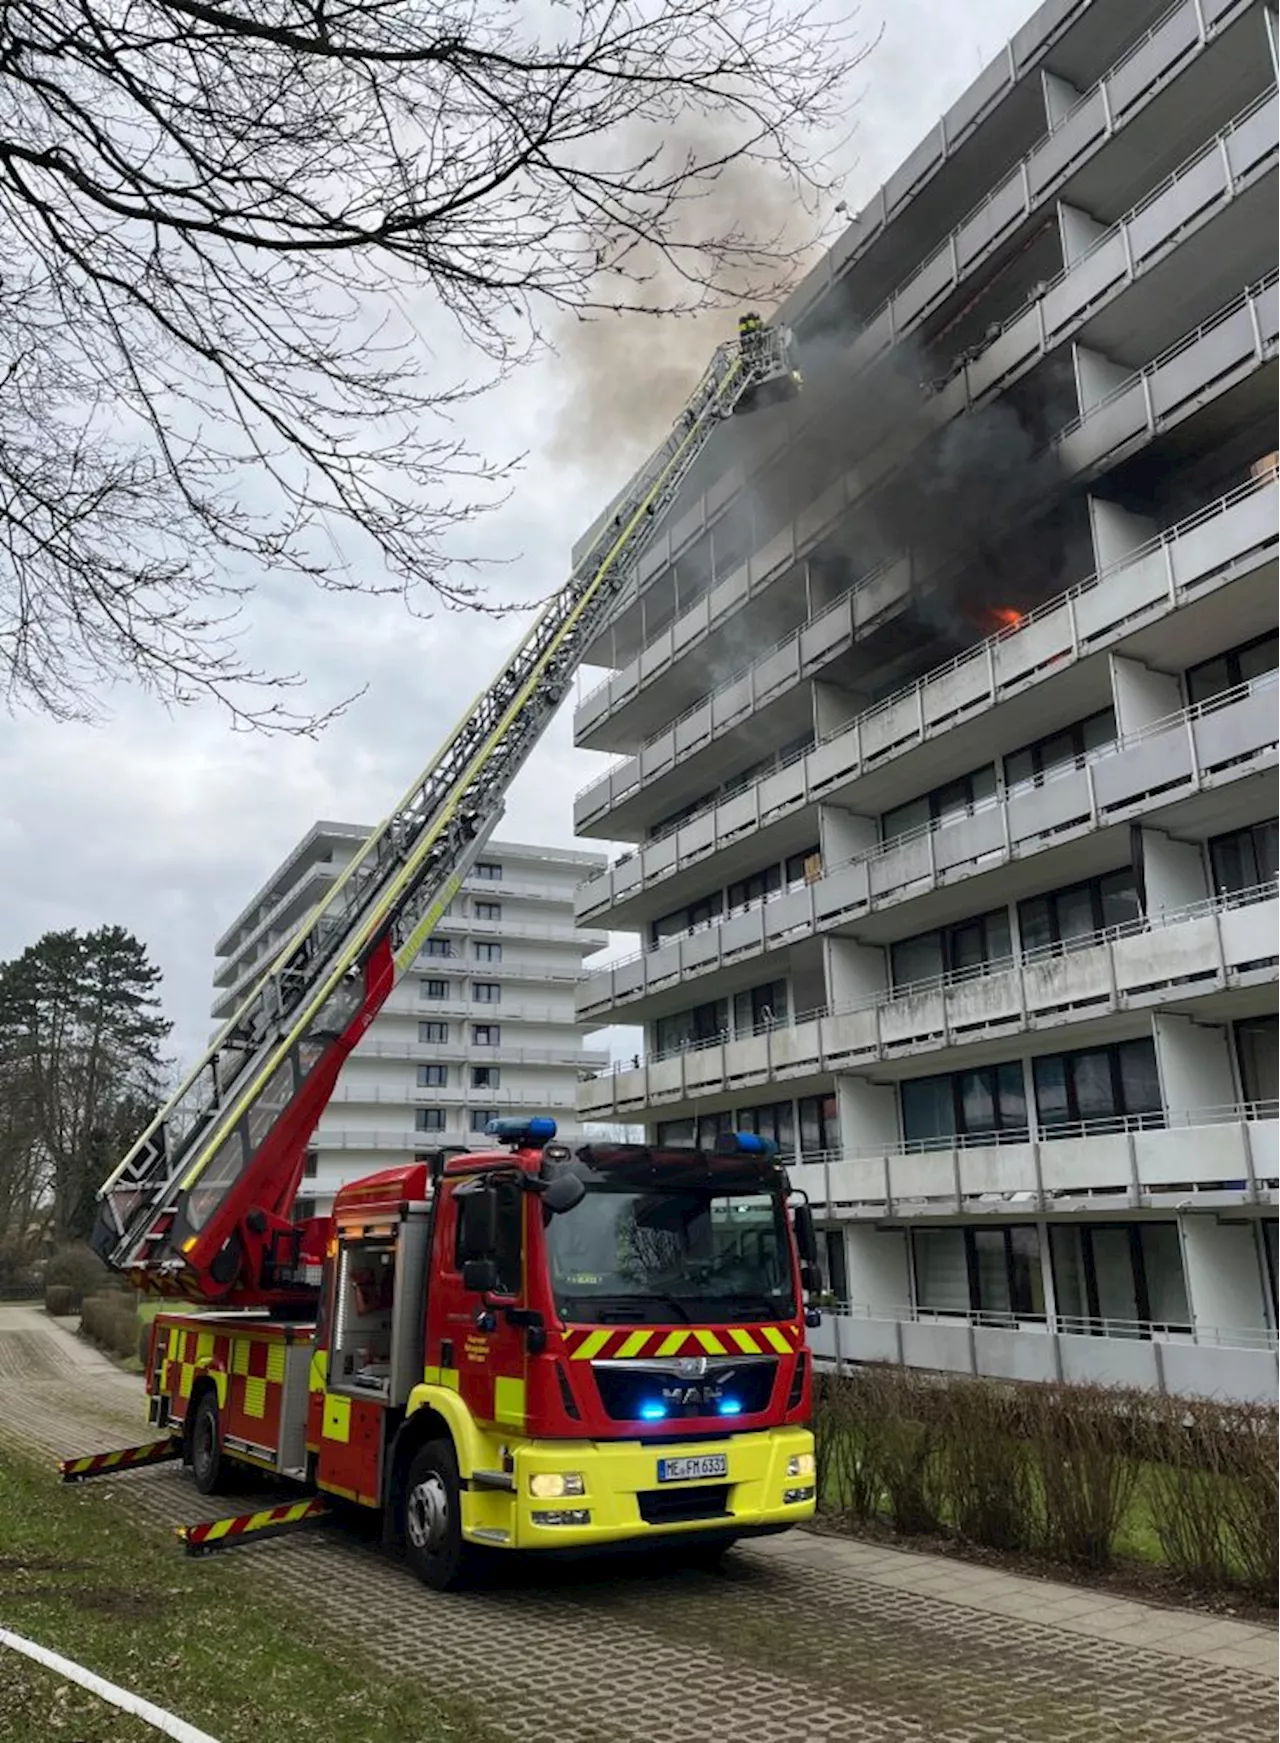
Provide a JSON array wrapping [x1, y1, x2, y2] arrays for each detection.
[[64, 319, 819, 1588]]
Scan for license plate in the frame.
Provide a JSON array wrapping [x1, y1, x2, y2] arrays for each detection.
[[657, 1454, 728, 1483]]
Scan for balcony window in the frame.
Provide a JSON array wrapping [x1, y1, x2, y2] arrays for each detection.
[[475, 900, 502, 921], [472, 1024, 501, 1047], [473, 982, 501, 1003], [415, 1108, 446, 1132], [655, 1119, 696, 1146], [733, 979, 787, 1035], [728, 863, 782, 913], [418, 1022, 449, 1044], [1018, 868, 1140, 953], [1049, 1222, 1189, 1335], [474, 942, 502, 962], [1032, 1039, 1161, 1134], [302, 1151, 318, 1179], [822, 1229, 849, 1305], [474, 862, 503, 882], [736, 1100, 795, 1153], [901, 1062, 1026, 1149], [421, 978, 448, 1000], [471, 1065, 500, 1090], [1208, 819, 1278, 897], [470, 1109, 501, 1133], [651, 890, 723, 947], [891, 907, 1011, 988], [882, 764, 996, 844], [912, 1225, 1045, 1320], [1004, 707, 1116, 791], [799, 1094, 841, 1159], [1185, 632, 1278, 707], [786, 846, 822, 885], [417, 1064, 448, 1088], [654, 999, 727, 1054], [1234, 1015, 1278, 1107], [424, 938, 453, 958]]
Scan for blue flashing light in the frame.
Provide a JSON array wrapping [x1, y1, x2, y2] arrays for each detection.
[[639, 1402, 668, 1422], [718, 1398, 744, 1417], [485, 1115, 558, 1147], [730, 1131, 778, 1158]]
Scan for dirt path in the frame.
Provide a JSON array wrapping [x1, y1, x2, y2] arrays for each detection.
[[0, 1303, 1273, 1743]]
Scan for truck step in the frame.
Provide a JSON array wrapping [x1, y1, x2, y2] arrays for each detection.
[[470, 1470, 516, 1492]]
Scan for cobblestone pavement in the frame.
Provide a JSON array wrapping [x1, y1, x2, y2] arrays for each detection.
[[1, 1304, 1275, 1743]]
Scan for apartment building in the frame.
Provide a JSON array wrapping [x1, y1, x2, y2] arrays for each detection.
[[212, 825, 609, 1213], [571, 0, 1279, 1402]]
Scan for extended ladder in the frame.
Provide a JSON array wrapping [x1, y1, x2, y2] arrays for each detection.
[[93, 323, 798, 1303]]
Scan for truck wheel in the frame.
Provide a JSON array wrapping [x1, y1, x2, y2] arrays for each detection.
[[188, 1392, 226, 1495], [403, 1439, 472, 1592]]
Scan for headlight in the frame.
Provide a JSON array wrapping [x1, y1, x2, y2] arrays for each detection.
[[529, 1472, 586, 1499], [787, 1453, 816, 1479]]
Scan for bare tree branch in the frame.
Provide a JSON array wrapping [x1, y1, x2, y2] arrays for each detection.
[[0, 0, 867, 730]]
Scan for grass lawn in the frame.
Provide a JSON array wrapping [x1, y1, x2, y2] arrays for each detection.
[[0, 1447, 499, 1743]]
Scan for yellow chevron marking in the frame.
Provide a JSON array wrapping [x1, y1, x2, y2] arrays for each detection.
[[265, 1344, 286, 1385], [243, 1377, 267, 1420], [204, 1518, 234, 1542], [730, 1329, 762, 1354], [655, 1330, 688, 1358], [615, 1330, 651, 1359], [694, 1330, 726, 1356], [570, 1330, 611, 1362], [762, 1326, 792, 1353]]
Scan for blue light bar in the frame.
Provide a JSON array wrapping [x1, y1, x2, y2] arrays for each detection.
[[639, 1402, 667, 1421], [727, 1131, 778, 1158], [718, 1398, 743, 1417], [485, 1116, 558, 1148]]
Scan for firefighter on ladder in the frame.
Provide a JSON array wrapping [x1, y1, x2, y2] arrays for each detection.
[[738, 310, 765, 370]]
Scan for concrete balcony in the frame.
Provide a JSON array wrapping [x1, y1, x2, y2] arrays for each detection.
[[576, 880, 1277, 1120], [581, 6, 1269, 677], [575, 478, 1277, 929], [788, 1104, 1279, 1219], [351, 1035, 608, 1071], [411, 955, 586, 987], [807, 1300, 1279, 1405]]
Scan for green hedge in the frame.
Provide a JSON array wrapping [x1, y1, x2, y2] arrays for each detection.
[[813, 1367, 1278, 1598]]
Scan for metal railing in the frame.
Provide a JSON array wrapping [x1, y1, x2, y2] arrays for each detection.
[[820, 1298, 1280, 1353]]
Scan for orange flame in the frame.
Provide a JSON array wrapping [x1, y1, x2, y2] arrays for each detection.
[[989, 607, 1024, 630]]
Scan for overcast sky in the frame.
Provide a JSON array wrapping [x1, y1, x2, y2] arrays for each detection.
[[0, 0, 1037, 1068]]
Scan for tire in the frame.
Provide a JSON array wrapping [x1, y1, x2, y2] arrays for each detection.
[[402, 1439, 473, 1593], [188, 1391, 226, 1495]]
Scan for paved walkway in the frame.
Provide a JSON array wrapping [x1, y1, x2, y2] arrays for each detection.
[[0, 1303, 1274, 1742]]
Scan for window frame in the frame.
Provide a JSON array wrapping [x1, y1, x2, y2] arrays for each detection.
[[418, 1021, 449, 1045]]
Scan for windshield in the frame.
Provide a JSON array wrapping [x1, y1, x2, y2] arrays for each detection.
[[546, 1185, 795, 1324]]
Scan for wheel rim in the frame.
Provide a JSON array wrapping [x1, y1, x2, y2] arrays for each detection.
[[406, 1472, 450, 1555]]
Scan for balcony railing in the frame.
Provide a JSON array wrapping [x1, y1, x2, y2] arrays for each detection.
[[818, 1299, 1279, 1353]]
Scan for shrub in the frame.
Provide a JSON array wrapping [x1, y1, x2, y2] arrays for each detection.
[[44, 1284, 78, 1317], [1145, 1397, 1280, 1596], [44, 1243, 115, 1308], [80, 1291, 141, 1360], [935, 1379, 1035, 1552]]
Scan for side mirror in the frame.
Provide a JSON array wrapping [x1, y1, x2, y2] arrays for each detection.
[[541, 1173, 586, 1216], [801, 1262, 822, 1294], [456, 1180, 499, 1262], [792, 1202, 819, 1266], [462, 1258, 499, 1294]]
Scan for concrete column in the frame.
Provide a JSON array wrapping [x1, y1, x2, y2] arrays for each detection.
[[1088, 493, 1156, 569], [1073, 345, 1130, 421], [813, 679, 872, 740], [1058, 203, 1109, 268], [819, 804, 878, 866], [845, 1223, 911, 1314], [1109, 652, 1182, 736], [836, 1073, 899, 1150], [1153, 1013, 1238, 1118], [1135, 826, 1209, 917], [1041, 70, 1082, 129], [825, 937, 888, 1008], [1180, 1216, 1271, 1335]]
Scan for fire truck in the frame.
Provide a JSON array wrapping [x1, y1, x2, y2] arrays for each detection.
[[62, 320, 820, 1590]]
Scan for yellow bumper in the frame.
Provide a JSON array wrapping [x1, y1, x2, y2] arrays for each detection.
[[465, 1427, 816, 1550]]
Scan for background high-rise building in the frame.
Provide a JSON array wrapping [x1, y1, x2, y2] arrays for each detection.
[[571, 0, 1278, 1402], [213, 825, 609, 1213]]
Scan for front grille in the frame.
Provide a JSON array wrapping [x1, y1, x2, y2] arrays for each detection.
[[637, 1484, 731, 1525], [593, 1358, 777, 1422]]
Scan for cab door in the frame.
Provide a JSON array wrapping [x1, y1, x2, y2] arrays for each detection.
[[443, 1175, 530, 1439]]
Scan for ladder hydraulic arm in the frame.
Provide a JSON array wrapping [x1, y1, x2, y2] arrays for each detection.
[[91, 320, 800, 1309]]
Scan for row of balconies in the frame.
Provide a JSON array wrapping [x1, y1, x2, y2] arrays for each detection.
[[576, 883, 1277, 1118], [574, 474, 1278, 925], [578, 214, 1280, 826], [576, 263, 1278, 837], [382, 993, 582, 1026], [589, 11, 1262, 686], [349, 1035, 608, 1071], [788, 1104, 1278, 1218], [410, 954, 587, 986]]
